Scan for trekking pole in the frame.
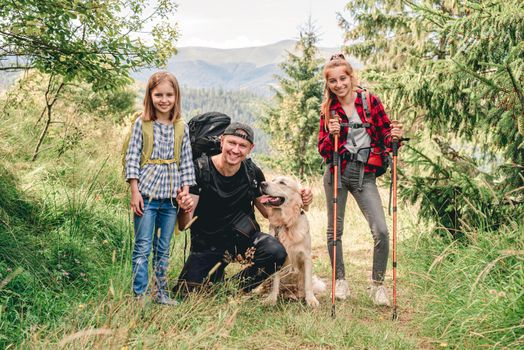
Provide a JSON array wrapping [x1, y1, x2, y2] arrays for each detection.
[[330, 110, 339, 319], [391, 138, 399, 321], [391, 136, 409, 321]]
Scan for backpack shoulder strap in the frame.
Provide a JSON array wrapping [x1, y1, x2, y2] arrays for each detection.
[[195, 156, 258, 197], [122, 112, 150, 174], [173, 118, 185, 167], [358, 88, 372, 120], [140, 119, 154, 168], [358, 88, 386, 146], [242, 158, 260, 199], [194, 155, 211, 193]]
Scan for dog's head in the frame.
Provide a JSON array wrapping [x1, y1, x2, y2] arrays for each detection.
[[260, 176, 309, 233], [260, 176, 302, 209], [259, 176, 304, 229]]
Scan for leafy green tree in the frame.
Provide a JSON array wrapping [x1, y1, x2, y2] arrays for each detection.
[[262, 21, 324, 178], [339, 0, 524, 234], [0, 0, 179, 159]]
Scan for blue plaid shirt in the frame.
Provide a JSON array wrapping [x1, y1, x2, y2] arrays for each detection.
[[125, 118, 196, 199]]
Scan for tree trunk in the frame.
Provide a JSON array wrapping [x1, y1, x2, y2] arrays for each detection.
[[31, 78, 65, 161]]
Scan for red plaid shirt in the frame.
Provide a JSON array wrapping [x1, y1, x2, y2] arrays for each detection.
[[317, 90, 393, 174]]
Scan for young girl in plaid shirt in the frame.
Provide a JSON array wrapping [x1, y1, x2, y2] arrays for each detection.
[[125, 71, 196, 305], [318, 54, 403, 306]]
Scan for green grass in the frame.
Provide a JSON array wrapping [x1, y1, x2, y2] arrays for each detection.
[[405, 224, 524, 349], [0, 157, 425, 349], [1, 73, 522, 349], [0, 161, 132, 348], [17, 259, 420, 350]]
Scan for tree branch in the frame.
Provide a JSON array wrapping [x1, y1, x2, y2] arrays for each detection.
[[0, 65, 33, 71], [32, 77, 65, 161], [506, 64, 524, 113]]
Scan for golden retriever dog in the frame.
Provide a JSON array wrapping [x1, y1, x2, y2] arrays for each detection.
[[259, 176, 322, 308]]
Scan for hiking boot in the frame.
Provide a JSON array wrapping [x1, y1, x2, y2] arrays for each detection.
[[153, 293, 179, 306], [369, 284, 390, 306], [133, 293, 147, 306], [335, 279, 350, 300]]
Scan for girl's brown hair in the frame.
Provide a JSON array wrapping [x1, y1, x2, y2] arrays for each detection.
[[320, 54, 359, 127], [143, 71, 181, 122]]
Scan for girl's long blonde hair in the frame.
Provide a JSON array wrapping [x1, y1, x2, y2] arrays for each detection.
[[143, 71, 181, 122], [321, 54, 359, 127]]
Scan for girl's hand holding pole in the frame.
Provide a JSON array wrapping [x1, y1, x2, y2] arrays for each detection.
[[328, 115, 341, 135], [390, 120, 403, 140]]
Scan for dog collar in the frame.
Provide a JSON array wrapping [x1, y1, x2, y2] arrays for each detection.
[[274, 226, 282, 239]]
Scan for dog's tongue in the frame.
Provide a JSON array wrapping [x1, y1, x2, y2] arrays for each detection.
[[259, 195, 283, 206], [259, 195, 272, 205]]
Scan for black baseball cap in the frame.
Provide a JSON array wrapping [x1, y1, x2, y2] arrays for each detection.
[[223, 122, 254, 144]]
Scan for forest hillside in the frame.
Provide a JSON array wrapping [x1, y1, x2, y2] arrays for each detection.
[[0, 1, 523, 349]]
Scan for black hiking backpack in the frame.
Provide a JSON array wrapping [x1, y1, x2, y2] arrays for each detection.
[[188, 111, 259, 202], [188, 112, 231, 160]]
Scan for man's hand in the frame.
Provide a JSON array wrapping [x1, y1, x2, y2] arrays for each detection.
[[176, 187, 193, 213], [300, 188, 313, 210]]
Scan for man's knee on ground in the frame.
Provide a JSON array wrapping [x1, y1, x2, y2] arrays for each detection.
[[263, 239, 287, 269]]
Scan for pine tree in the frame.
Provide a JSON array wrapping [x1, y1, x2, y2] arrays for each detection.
[[262, 20, 324, 179], [339, 0, 524, 233]]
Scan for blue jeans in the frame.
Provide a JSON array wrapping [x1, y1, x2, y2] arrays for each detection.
[[132, 197, 177, 296]]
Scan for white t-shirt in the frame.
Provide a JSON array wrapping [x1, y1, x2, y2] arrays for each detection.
[[344, 109, 371, 162]]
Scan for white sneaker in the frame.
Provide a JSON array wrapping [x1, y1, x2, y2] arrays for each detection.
[[335, 279, 350, 300], [370, 284, 390, 306]]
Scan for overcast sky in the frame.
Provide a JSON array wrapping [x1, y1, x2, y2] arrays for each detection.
[[173, 0, 349, 48]]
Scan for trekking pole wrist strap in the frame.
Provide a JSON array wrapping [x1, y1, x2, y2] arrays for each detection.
[[392, 139, 399, 155]]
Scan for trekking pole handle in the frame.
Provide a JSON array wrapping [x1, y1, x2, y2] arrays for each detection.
[[391, 137, 410, 156], [331, 111, 339, 164]]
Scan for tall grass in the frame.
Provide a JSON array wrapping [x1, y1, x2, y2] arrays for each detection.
[[0, 160, 132, 348], [5, 166, 427, 349], [1, 73, 522, 349], [405, 223, 524, 349]]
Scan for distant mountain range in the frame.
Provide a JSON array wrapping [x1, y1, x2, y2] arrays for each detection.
[[1, 40, 360, 96], [133, 40, 361, 96]]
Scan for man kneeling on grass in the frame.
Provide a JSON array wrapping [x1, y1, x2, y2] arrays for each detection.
[[175, 122, 312, 293]]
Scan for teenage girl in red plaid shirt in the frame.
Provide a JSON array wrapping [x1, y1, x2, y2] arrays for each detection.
[[318, 54, 403, 306]]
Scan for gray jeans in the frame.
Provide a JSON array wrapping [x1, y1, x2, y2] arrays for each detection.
[[323, 163, 389, 282]]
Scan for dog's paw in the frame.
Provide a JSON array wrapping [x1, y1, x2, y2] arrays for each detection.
[[263, 296, 278, 306], [306, 295, 320, 308]]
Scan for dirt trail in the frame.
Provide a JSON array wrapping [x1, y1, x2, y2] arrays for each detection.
[[310, 240, 434, 349]]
